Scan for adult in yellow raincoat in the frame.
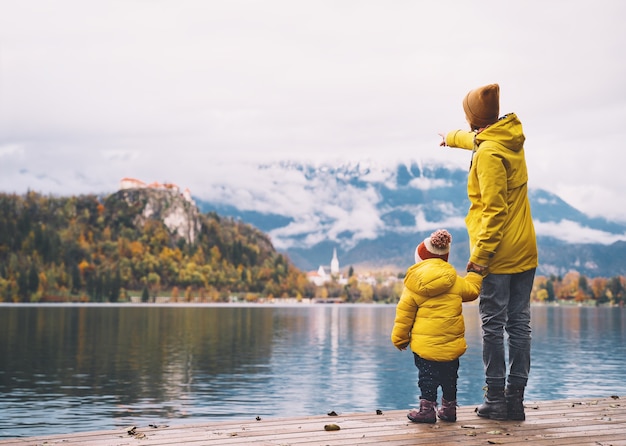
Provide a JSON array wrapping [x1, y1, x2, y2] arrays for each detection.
[[441, 83, 538, 421]]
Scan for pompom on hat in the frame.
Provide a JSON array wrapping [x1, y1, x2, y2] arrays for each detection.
[[463, 83, 500, 129], [415, 229, 452, 263]]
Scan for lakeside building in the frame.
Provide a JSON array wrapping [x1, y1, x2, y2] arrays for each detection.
[[307, 249, 403, 289], [307, 248, 347, 286], [119, 177, 195, 205]]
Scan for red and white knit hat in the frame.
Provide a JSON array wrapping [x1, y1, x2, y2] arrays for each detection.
[[415, 229, 452, 263]]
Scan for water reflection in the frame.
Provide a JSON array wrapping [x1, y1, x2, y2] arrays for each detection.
[[0, 304, 624, 438], [530, 306, 626, 399]]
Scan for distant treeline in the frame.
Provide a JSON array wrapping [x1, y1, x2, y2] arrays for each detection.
[[532, 272, 625, 305], [1, 192, 624, 305], [0, 192, 406, 304], [0, 191, 316, 302]]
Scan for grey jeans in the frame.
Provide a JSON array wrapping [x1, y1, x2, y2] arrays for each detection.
[[479, 269, 535, 389]]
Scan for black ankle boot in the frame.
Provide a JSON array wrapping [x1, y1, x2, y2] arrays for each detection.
[[506, 386, 525, 420], [476, 386, 507, 420]]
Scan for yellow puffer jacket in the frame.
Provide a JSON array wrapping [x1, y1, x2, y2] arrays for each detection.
[[445, 113, 538, 274], [391, 259, 482, 362]]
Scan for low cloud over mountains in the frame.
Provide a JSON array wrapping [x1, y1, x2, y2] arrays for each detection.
[[197, 160, 626, 277]]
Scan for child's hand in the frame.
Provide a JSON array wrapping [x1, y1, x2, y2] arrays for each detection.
[[397, 343, 409, 351], [466, 261, 487, 275]]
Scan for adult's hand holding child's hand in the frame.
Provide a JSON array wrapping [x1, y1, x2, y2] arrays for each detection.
[[466, 261, 487, 275]]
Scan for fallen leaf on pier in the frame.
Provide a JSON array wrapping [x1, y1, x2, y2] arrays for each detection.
[[327, 411, 338, 416], [324, 424, 341, 431], [126, 426, 146, 439]]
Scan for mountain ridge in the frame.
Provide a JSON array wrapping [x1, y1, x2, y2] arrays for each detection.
[[196, 160, 626, 277]]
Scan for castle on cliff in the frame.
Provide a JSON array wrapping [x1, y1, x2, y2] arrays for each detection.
[[119, 178, 195, 205]]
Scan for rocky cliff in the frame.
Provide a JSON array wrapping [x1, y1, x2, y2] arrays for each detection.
[[111, 188, 201, 245]]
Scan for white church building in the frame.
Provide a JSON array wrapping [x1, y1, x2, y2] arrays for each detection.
[[307, 248, 347, 286]]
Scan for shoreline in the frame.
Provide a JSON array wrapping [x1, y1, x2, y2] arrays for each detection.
[[1, 300, 624, 308]]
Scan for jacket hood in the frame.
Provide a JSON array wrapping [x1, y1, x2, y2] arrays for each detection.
[[404, 259, 456, 297], [476, 112, 525, 152]]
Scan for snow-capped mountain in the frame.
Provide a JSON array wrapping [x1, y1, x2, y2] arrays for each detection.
[[197, 160, 626, 277]]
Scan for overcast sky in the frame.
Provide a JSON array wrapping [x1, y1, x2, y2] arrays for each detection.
[[2, 0, 626, 224]]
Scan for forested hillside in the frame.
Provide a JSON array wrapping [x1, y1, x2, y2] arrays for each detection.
[[2, 190, 624, 306], [0, 191, 313, 302]]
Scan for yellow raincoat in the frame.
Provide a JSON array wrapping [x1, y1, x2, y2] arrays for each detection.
[[391, 259, 482, 362], [445, 113, 538, 273]]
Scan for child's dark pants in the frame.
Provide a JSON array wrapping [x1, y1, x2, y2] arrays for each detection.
[[413, 353, 459, 402]]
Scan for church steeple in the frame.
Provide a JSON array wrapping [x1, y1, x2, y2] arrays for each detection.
[[330, 248, 339, 275]]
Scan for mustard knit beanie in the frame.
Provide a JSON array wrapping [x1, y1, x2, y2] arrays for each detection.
[[463, 83, 500, 129]]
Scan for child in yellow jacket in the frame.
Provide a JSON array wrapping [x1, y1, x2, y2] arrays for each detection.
[[391, 229, 483, 423]]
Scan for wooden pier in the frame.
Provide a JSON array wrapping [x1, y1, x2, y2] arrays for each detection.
[[1, 396, 624, 445]]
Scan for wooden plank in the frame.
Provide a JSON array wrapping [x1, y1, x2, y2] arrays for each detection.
[[0, 396, 624, 446]]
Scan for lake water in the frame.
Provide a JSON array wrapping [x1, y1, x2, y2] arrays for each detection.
[[1, 303, 625, 438]]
